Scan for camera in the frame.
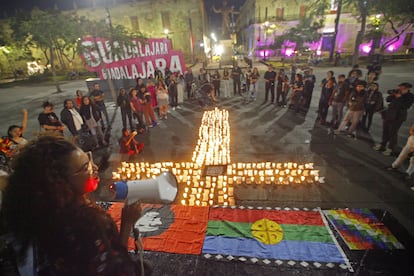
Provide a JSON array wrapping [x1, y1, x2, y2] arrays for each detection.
[[387, 89, 399, 95]]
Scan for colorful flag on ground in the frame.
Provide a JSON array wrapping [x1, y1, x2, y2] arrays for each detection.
[[107, 203, 209, 254], [323, 208, 404, 250], [202, 207, 348, 264]]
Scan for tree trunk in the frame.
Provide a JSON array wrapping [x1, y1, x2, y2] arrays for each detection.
[[50, 45, 63, 93], [352, 1, 367, 66], [329, 0, 342, 61]]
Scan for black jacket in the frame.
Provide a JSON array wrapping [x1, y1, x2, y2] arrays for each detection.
[[384, 92, 414, 121], [61, 107, 83, 135]]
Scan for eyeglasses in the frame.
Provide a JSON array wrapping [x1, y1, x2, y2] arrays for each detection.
[[74, 151, 96, 175]]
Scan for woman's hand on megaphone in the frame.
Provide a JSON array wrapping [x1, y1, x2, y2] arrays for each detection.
[[119, 201, 142, 247], [121, 200, 142, 225]]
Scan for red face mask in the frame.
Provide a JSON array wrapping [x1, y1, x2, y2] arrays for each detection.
[[81, 151, 99, 194], [83, 175, 99, 193]]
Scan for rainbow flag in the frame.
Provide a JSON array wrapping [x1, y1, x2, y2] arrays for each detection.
[[323, 208, 404, 250], [202, 207, 348, 264]]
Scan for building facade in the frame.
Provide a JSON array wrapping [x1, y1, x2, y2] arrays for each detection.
[[74, 0, 207, 64], [236, 0, 414, 60], [0, 0, 208, 77]]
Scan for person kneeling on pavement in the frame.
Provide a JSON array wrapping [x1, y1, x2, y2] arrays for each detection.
[[119, 128, 144, 162]]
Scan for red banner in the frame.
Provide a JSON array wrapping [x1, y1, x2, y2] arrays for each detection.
[[108, 203, 209, 254], [80, 37, 186, 80]]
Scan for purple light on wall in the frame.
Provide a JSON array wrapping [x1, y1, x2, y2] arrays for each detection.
[[359, 42, 372, 54], [257, 50, 271, 57], [283, 41, 296, 48], [387, 44, 396, 52], [304, 41, 321, 51], [285, 48, 295, 56], [385, 40, 403, 52], [335, 24, 351, 51], [362, 45, 371, 53]]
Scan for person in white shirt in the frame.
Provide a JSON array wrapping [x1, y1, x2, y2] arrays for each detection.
[[386, 124, 414, 186], [61, 99, 84, 143]]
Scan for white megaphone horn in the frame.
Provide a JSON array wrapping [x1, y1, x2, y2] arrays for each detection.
[[109, 172, 178, 205]]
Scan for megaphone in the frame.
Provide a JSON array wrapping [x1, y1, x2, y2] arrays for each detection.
[[109, 171, 178, 205]]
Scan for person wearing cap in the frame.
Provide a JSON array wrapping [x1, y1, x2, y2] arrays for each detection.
[[335, 80, 368, 138], [374, 82, 414, 156], [361, 82, 383, 132]]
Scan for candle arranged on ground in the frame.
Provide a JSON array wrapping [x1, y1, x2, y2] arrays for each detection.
[[112, 108, 321, 206]]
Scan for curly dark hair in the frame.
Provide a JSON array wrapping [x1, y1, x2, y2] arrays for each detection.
[[1, 136, 84, 257], [0, 136, 148, 274]]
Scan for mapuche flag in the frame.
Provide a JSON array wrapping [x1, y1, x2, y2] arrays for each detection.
[[202, 207, 347, 264], [108, 203, 209, 254]]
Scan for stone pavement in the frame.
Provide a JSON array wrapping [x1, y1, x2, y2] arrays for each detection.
[[1, 61, 414, 274]]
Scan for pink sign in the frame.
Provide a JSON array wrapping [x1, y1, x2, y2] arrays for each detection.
[[80, 37, 186, 80]]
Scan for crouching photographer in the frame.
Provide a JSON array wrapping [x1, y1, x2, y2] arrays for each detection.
[[375, 82, 414, 156]]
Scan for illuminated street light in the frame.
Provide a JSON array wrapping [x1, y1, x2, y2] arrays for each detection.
[[163, 29, 173, 48], [215, 44, 224, 56], [211, 33, 217, 42]]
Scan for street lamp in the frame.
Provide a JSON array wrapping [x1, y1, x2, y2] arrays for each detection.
[[211, 32, 217, 43], [164, 29, 170, 39], [164, 29, 173, 48]]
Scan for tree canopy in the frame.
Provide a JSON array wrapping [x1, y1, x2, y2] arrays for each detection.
[[3, 8, 144, 90]]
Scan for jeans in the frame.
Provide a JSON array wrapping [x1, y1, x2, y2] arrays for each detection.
[[330, 102, 344, 127]]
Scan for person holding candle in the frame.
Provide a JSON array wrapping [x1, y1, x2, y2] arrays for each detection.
[[119, 128, 144, 162]]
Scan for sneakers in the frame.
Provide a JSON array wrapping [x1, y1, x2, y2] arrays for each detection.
[[373, 144, 384, 151], [402, 173, 412, 180], [382, 149, 392, 156], [347, 133, 356, 139], [411, 186, 414, 192], [334, 129, 345, 135], [385, 166, 399, 172]]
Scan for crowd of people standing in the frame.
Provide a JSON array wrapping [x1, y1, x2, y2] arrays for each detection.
[[1, 61, 413, 182], [0, 60, 413, 274], [177, 61, 414, 185]]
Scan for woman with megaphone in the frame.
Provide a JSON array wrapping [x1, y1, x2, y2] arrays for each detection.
[[1, 135, 151, 275]]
